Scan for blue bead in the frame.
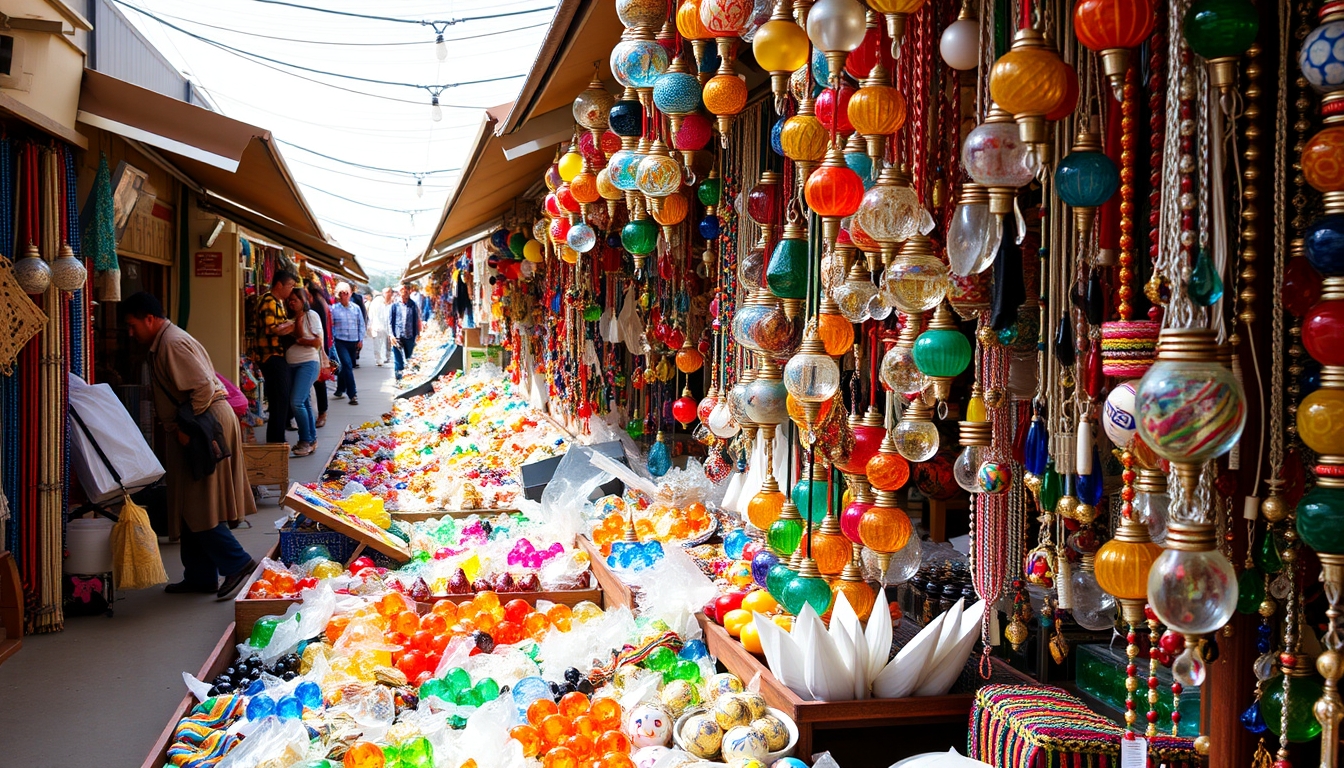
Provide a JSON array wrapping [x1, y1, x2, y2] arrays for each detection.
[[246, 695, 276, 720], [1300, 21, 1344, 92], [1305, 213, 1344, 276], [275, 695, 304, 719], [699, 215, 721, 240], [1077, 447, 1104, 506], [295, 681, 323, 709], [246, 679, 267, 696], [679, 639, 709, 660], [1054, 150, 1119, 209]]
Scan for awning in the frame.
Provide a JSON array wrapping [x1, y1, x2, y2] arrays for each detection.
[[77, 69, 325, 240], [197, 193, 367, 284], [417, 104, 553, 263]]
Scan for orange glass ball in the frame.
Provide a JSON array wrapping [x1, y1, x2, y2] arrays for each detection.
[[677, 0, 712, 40], [1094, 535, 1162, 601], [571, 172, 601, 204], [781, 113, 828, 162], [676, 346, 704, 373], [812, 528, 853, 576], [831, 577, 876, 621], [1304, 126, 1344, 194], [653, 192, 689, 225], [848, 84, 906, 137], [1074, 0, 1155, 52], [805, 164, 865, 217], [989, 44, 1067, 116], [866, 451, 910, 491], [703, 74, 748, 116], [596, 167, 624, 201], [788, 393, 834, 428], [858, 504, 912, 554], [747, 488, 786, 530], [817, 311, 855, 356]]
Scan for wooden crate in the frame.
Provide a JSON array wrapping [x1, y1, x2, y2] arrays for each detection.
[[233, 542, 285, 643], [141, 622, 237, 768], [697, 614, 975, 761], [243, 443, 290, 487], [577, 535, 638, 612]]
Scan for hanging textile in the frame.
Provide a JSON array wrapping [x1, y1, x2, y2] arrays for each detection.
[[83, 154, 119, 302]]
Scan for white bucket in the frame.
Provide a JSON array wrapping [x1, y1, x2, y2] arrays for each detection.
[[64, 517, 114, 575]]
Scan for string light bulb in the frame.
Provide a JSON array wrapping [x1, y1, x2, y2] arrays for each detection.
[[431, 95, 443, 122], [435, 32, 448, 61]]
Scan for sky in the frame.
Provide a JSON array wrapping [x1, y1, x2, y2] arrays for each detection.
[[115, 0, 556, 275]]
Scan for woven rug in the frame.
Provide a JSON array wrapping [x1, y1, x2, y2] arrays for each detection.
[[969, 684, 1198, 768]]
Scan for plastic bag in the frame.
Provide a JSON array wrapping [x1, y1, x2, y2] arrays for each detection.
[[111, 494, 168, 590], [617, 286, 649, 355], [243, 584, 339, 664], [216, 716, 309, 768], [68, 373, 164, 503], [540, 445, 623, 527]]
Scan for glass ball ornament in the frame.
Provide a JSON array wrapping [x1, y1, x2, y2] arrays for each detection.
[[1094, 524, 1162, 602], [523, 239, 544, 263], [844, 150, 874, 189], [953, 445, 984, 493], [853, 174, 928, 244], [880, 344, 929, 396], [549, 217, 572, 245], [765, 561, 796, 602], [767, 231, 809, 302], [912, 325, 972, 379], [558, 150, 585, 182], [940, 15, 980, 70], [790, 477, 829, 524], [617, 0, 666, 28], [653, 192, 690, 227], [567, 222, 598, 253], [770, 116, 787, 156], [1134, 487, 1170, 545], [1301, 18, 1344, 93], [782, 566, 834, 616], [596, 167, 624, 202], [1054, 148, 1120, 209], [50, 245, 87, 292], [883, 253, 950, 314], [751, 550, 779, 587], [976, 459, 1012, 494], [672, 393, 699, 425], [707, 401, 740, 438], [858, 503, 913, 555], [862, 533, 922, 585], [781, 110, 828, 163], [811, 526, 852, 576], [570, 171, 601, 205], [1304, 297, 1344, 366], [674, 113, 714, 152], [962, 114, 1038, 189], [989, 30, 1068, 122], [1296, 485, 1344, 554], [608, 148, 643, 190], [815, 310, 854, 357], [1147, 541, 1239, 635], [738, 243, 768, 292], [1304, 214, 1344, 276], [866, 449, 910, 491], [805, 0, 869, 56], [832, 275, 877, 323], [831, 574, 876, 620], [653, 67, 703, 115], [748, 487, 787, 531], [703, 73, 749, 117], [891, 416, 939, 462], [621, 218, 660, 255], [559, 244, 580, 264], [1134, 331, 1247, 464], [1261, 672, 1326, 743], [1069, 566, 1118, 631], [754, 15, 810, 74], [609, 96, 644, 136], [805, 159, 865, 218], [840, 497, 871, 543], [743, 376, 789, 426], [700, 0, 754, 37], [815, 84, 855, 135], [1183, 0, 1259, 61], [12, 249, 50, 295], [678, 0, 712, 39], [1298, 387, 1344, 454], [611, 39, 671, 89], [783, 339, 841, 407], [1302, 127, 1344, 193], [636, 151, 683, 197], [767, 513, 803, 556]]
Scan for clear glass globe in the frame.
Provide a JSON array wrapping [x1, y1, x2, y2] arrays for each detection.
[[708, 400, 741, 438], [1134, 490, 1169, 545], [862, 533, 922, 585], [832, 278, 877, 322], [867, 292, 893, 320], [1147, 547, 1239, 635], [783, 349, 841, 403], [954, 445, 984, 493], [892, 418, 939, 462], [1069, 568, 1118, 631], [854, 184, 928, 244], [567, 223, 598, 253], [728, 381, 752, 424], [744, 377, 790, 426], [881, 345, 929, 396], [882, 255, 951, 313], [738, 246, 767, 292]]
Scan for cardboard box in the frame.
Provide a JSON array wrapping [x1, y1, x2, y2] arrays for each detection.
[[461, 327, 483, 348], [463, 345, 504, 372], [520, 441, 627, 502]]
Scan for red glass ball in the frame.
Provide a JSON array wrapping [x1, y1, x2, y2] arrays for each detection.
[[600, 130, 622, 155], [841, 499, 872, 544], [555, 184, 580, 214], [838, 424, 886, 474], [549, 217, 571, 244], [544, 193, 562, 218], [664, 327, 686, 349], [805, 164, 865, 217], [697, 395, 718, 422], [747, 180, 781, 227], [845, 24, 894, 79], [1283, 257, 1323, 316], [578, 132, 607, 166], [1304, 300, 1344, 366], [675, 113, 714, 151], [815, 84, 855, 135], [672, 395, 698, 425]]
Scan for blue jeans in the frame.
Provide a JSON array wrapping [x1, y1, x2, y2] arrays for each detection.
[[180, 523, 253, 589], [393, 336, 416, 379], [289, 360, 319, 444], [334, 339, 359, 397]]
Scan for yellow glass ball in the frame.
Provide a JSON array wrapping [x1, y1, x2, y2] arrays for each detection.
[[653, 192, 690, 225], [596, 167, 624, 201], [703, 74, 748, 117], [747, 489, 786, 530], [560, 245, 580, 264], [811, 529, 852, 576], [780, 113, 827, 163], [816, 312, 855, 357], [1094, 536, 1161, 601], [676, 346, 704, 373], [858, 504, 911, 554], [523, 240, 544, 262], [831, 578, 876, 621], [677, 0, 712, 40], [558, 151, 584, 182], [848, 84, 906, 137], [1299, 388, 1344, 455], [753, 19, 810, 73], [990, 46, 1067, 116]]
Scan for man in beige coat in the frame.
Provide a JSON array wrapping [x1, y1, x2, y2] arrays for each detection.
[[122, 292, 258, 599]]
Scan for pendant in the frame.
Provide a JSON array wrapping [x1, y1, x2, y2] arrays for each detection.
[[1187, 248, 1224, 306], [1005, 616, 1029, 651]]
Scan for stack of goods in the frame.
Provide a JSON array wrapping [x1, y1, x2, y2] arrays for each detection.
[[395, 323, 455, 390]]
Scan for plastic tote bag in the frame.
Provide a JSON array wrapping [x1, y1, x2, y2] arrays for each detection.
[[68, 373, 165, 505], [111, 493, 167, 590]]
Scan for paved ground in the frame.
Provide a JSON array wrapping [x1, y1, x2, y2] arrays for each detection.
[[0, 359, 404, 767]]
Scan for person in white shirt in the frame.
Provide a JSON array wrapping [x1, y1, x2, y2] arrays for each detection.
[[284, 288, 324, 457], [367, 286, 393, 366]]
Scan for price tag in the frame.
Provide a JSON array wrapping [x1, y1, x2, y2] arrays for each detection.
[[1120, 736, 1147, 768]]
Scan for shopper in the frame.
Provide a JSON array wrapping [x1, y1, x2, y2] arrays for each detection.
[[284, 287, 324, 457], [330, 282, 365, 406], [252, 270, 297, 445], [389, 282, 422, 385], [350, 289, 368, 368], [411, 284, 433, 324], [122, 292, 257, 599], [368, 287, 392, 367], [305, 278, 333, 429]]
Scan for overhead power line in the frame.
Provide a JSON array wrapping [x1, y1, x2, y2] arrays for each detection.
[[301, 184, 439, 214], [248, 0, 557, 29], [277, 139, 459, 176]]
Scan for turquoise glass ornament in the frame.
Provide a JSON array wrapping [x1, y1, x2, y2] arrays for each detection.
[[790, 478, 829, 524], [1297, 484, 1344, 553], [653, 70, 702, 114], [647, 434, 672, 477], [1054, 149, 1119, 208], [766, 562, 796, 602], [845, 150, 874, 189], [781, 567, 833, 616], [1187, 248, 1224, 306]]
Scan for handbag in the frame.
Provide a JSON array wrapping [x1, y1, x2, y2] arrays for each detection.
[[150, 374, 232, 481]]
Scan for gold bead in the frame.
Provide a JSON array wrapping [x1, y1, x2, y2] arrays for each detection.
[[1318, 649, 1344, 681], [1024, 473, 1043, 493], [1262, 494, 1287, 522], [1126, 677, 1140, 692], [1057, 495, 1079, 520], [1259, 598, 1278, 617], [1073, 503, 1098, 525], [1194, 735, 1210, 755], [1221, 624, 1235, 638], [1283, 546, 1298, 563], [984, 388, 1006, 409], [977, 325, 997, 346]]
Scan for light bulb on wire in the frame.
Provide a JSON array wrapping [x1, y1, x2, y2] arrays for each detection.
[[416, 177, 424, 198], [431, 95, 443, 122], [435, 33, 448, 61]]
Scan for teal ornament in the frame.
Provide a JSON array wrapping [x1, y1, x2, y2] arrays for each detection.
[[611, 39, 670, 89], [647, 435, 672, 477], [1187, 248, 1224, 306], [653, 70, 702, 114], [996, 325, 1019, 345], [1054, 150, 1119, 208], [765, 562, 795, 602], [845, 150, 874, 189], [780, 569, 833, 616], [790, 478, 829, 524]]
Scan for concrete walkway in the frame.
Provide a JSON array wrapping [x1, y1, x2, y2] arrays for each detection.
[[0, 359, 405, 767]]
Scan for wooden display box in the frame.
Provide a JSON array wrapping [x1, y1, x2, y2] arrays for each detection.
[[577, 535, 638, 612], [391, 508, 521, 523], [142, 622, 237, 768], [697, 614, 976, 761], [243, 443, 290, 487]]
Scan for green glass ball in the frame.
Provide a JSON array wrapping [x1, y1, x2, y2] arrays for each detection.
[[767, 517, 803, 557], [622, 218, 659, 254], [790, 478, 829, 524], [780, 572, 833, 616], [1183, 0, 1258, 60], [627, 418, 645, 439], [1297, 485, 1344, 554], [1262, 673, 1325, 743], [765, 562, 796, 603], [698, 177, 723, 206], [912, 328, 973, 378], [583, 303, 602, 322], [766, 237, 809, 301]]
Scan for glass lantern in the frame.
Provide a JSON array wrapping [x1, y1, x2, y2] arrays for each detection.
[[1135, 329, 1247, 466], [882, 237, 950, 313]]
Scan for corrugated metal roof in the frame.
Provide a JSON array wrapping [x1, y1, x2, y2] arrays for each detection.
[[88, 0, 199, 105]]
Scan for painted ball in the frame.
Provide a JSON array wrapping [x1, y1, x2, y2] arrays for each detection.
[[706, 673, 745, 701], [720, 726, 770, 762], [659, 679, 701, 717], [627, 703, 673, 747], [752, 715, 790, 752], [739, 692, 768, 721], [713, 693, 754, 730], [1102, 379, 1140, 448], [977, 460, 1012, 495], [680, 713, 724, 759], [773, 759, 808, 768]]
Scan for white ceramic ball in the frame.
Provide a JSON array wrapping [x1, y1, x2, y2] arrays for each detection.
[[1103, 380, 1140, 449], [940, 18, 981, 71]]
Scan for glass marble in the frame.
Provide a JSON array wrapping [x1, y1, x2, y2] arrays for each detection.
[[611, 39, 671, 89], [1136, 357, 1247, 464]]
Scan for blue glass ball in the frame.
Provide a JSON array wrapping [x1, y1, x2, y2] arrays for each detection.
[[275, 695, 304, 720], [699, 215, 721, 240], [1305, 213, 1344, 275], [845, 151, 874, 189], [723, 528, 750, 559], [295, 681, 323, 709], [653, 71, 702, 114], [246, 695, 276, 721], [609, 99, 644, 137], [608, 150, 642, 191], [490, 228, 510, 249], [811, 49, 829, 87], [1301, 21, 1344, 93], [1054, 150, 1119, 209], [770, 118, 786, 157], [611, 39, 669, 89], [751, 550, 778, 588]]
